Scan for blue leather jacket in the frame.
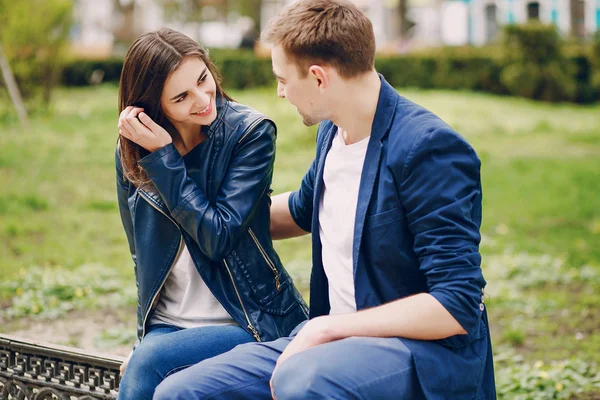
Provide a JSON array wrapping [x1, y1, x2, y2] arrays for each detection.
[[116, 95, 308, 343]]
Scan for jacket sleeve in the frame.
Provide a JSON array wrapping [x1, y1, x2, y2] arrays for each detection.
[[398, 128, 486, 336], [287, 157, 317, 233], [115, 148, 136, 265], [138, 120, 276, 261], [287, 123, 328, 233]]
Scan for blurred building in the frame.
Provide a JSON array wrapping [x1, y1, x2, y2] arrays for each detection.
[[261, 0, 406, 51], [407, 0, 599, 47], [442, 0, 597, 46], [263, 0, 600, 51], [70, 0, 255, 57], [69, 0, 600, 57]]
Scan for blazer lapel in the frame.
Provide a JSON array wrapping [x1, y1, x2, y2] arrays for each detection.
[[311, 123, 337, 233], [308, 122, 338, 317], [352, 76, 399, 277]]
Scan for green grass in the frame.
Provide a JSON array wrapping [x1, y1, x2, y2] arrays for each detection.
[[1, 84, 600, 396]]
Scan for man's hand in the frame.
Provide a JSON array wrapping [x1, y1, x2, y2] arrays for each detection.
[[270, 316, 340, 399], [118, 106, 172, 152]]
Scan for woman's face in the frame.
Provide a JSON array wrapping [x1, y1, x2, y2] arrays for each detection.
[[160, 56, 218, 129]]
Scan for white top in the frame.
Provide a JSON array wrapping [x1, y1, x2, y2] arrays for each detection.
[[318, 128, 370, 315], [149, 244, 237, 328]]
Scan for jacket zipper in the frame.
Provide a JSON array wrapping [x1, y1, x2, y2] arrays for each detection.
[[138, 191, 183, 339], [237, 117, 267, 144], [248, 228, 281, 291], [138, 190, 261, 342], [239, 117, 280, 292], [223, 259, 261, 342]]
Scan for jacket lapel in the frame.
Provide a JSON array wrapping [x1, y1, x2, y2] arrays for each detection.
[[352, 76, 399, 277], [311, 123, 337, 231], [309, 122, 337, 318]]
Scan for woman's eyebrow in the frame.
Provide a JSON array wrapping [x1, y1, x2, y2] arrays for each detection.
[[169, 67, 208, 101]]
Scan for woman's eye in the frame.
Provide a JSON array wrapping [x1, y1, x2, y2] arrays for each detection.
[[175, 94, 186, 103], [198, 75, 207, 84]]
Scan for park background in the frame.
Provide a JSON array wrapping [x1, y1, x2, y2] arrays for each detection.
[[1, 0, 599, 398]]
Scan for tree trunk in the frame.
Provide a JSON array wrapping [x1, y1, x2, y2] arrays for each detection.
[[398, 0, 408, 41], [112, 0, 140, 52], [0, 42, 29, 129]]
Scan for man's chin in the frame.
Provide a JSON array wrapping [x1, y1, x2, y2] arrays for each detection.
[[301, 115, 320, 127]]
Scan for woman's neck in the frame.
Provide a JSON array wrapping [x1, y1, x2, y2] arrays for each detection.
[[172, 123, 207, 156]]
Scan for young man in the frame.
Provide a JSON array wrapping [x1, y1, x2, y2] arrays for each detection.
[[154, 0, 495, 398]]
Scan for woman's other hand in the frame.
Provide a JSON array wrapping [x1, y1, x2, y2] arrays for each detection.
[[118, 106, 172, 152]]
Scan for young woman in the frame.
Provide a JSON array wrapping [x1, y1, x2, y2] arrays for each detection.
[[115, 28, 308, 400]]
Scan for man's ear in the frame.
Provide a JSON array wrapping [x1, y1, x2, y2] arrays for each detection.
[[308, 65, 329, 92]]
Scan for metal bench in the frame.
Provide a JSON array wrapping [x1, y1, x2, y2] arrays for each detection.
[[0, 334, 123, 399]]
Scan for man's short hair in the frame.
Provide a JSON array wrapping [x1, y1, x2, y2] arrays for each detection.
[[261, 0, 376, 79]]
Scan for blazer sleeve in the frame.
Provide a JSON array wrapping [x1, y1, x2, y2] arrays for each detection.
[[287, 123, 329, 233], [398, 127, 486, 335], [138, 120, 276, 261], [287, 157, 317, 233]]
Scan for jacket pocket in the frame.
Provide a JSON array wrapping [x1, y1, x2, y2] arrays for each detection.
[[248, 228, 281, 292], [229, 233, 289, 305], [364, 206, 402, 229], [257, 291, 302, 316]]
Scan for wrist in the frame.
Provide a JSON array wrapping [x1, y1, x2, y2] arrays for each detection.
[[150, 139, 173, 152], [315, 315, 348, 342]]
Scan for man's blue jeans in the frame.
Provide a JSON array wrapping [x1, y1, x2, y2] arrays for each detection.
[[117, 324, 254, 400], [153, 321, 424, 400]]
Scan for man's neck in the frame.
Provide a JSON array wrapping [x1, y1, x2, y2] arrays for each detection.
[[329, 71, 381, 145]]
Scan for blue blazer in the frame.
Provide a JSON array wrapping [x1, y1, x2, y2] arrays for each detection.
[[288, 76, 496, 399]]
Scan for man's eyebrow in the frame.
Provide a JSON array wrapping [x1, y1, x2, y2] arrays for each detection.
[[272, 71, 285, 81], [169, 67, 208, 101]]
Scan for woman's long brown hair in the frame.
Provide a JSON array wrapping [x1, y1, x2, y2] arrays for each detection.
[[118, 28, 231, 187]]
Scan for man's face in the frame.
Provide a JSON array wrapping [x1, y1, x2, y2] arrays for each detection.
[[271, 45, 326, 126]]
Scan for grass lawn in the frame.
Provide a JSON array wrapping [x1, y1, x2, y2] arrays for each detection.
[[1, 84, 599, 397]]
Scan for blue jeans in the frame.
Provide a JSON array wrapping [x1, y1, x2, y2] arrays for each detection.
[[117, 324, 254, 400], [153, 321, 424, 400]]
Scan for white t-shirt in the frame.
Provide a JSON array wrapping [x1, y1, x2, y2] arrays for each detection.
[[149, 244, 236, 328], [319, 128, 370, 315]]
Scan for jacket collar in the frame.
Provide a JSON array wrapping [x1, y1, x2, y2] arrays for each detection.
[[204, 92, 228, 137], [371, 73, 399, 142]]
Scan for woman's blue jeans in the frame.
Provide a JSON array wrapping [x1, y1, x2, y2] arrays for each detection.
[[117, 324, 254, 400]]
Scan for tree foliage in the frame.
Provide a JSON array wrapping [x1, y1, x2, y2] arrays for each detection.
[[0, 0, 72, 104]]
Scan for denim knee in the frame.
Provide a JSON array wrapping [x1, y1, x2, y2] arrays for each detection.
[[118, 341, 164, 399], [127, 340, 163, 374], [153, 376, 185, 400], [271, 357, 330, 400]]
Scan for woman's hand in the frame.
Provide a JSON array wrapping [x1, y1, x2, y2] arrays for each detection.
[[118, 106, 172, 152]]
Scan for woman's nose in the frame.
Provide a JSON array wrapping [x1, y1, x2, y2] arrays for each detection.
[[192, 87, 211, 104]]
